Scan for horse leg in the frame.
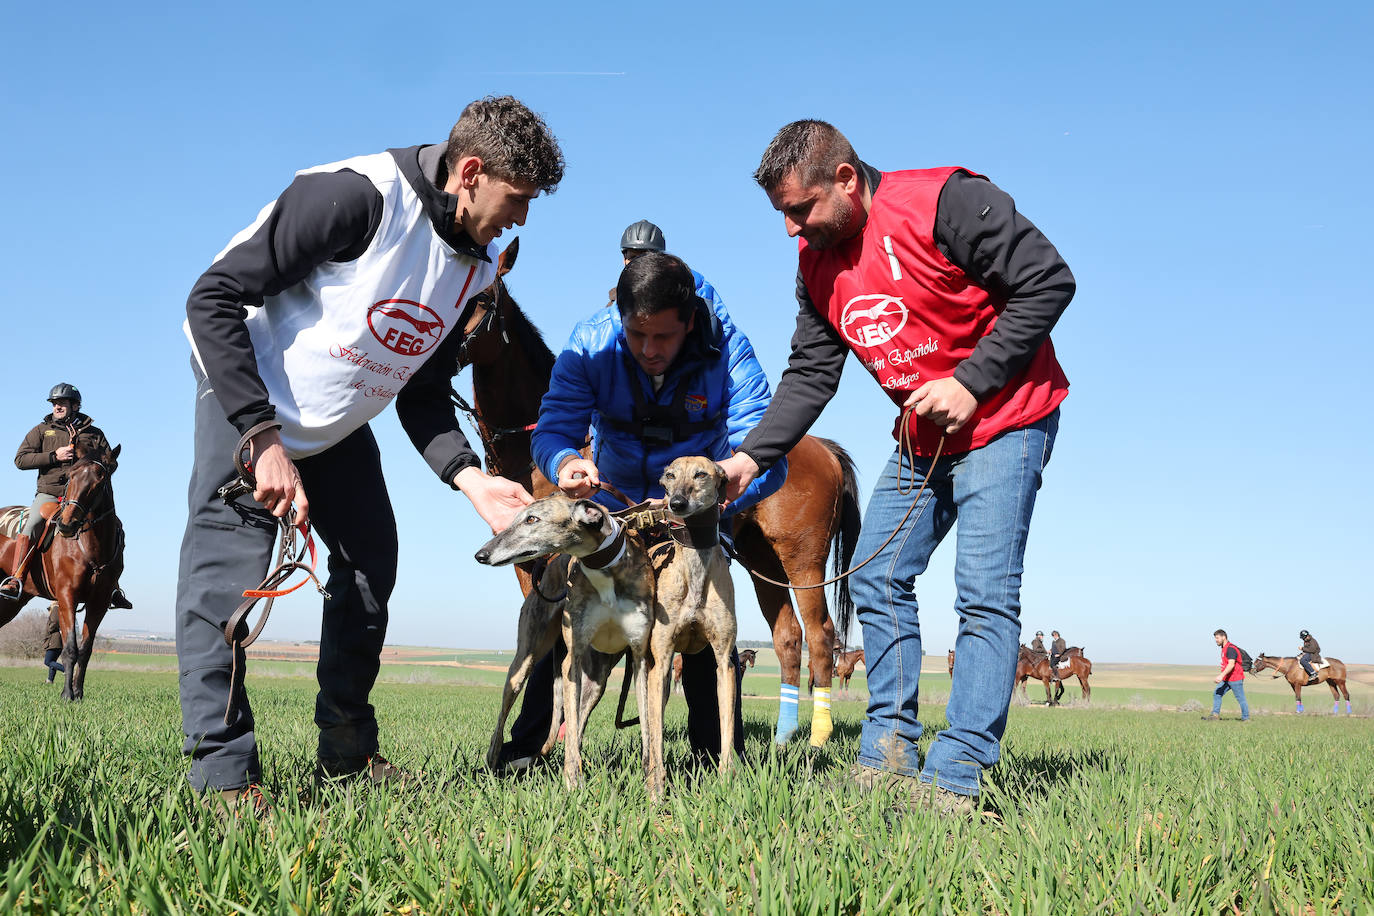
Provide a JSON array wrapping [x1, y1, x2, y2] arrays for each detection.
[[72, 606, 108, 702], [1326, 679, 1341, 715], [55, 597, 80, 702], [1079, 671, 1091, 704], [1044, 677, 1055, 706], [735, 524, 804, 744], [1293, 681, 1304, 714], [790, 584, 835, 747]]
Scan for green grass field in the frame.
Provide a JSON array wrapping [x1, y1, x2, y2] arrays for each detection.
[[1, 655, 1370, 914]]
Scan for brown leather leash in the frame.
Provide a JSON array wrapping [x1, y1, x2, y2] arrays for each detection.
[[218, 420, 330, 724]]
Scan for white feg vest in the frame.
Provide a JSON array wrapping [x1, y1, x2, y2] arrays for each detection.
[[187, 151, 496, 457]]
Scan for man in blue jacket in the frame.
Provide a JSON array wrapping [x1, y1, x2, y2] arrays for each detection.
[[496, 242, 786, 770]]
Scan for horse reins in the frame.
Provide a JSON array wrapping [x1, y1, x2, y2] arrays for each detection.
[[219, 420, 330, 724]]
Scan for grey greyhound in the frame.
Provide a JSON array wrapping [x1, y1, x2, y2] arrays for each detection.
[[475, 494, 656, 789]]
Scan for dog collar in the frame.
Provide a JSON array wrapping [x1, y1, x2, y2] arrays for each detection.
[[581, 519, 628, 570], [669, 505, 720, 549]]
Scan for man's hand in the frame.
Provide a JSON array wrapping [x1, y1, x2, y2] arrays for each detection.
[[55, 444, 76, 462], [556, 456, 602, 500], [249, 427, 309, 526], [904, 377, 978, 434], [718, 452, 760, 503], [456, 466, 534, 534], [1214, 675, 1224, 684]]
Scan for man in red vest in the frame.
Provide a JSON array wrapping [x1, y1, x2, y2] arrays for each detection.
[[721, 120, 1074, 815]]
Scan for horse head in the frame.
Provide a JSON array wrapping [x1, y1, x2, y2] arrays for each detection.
[[456, 237, 520, 369], [1251, 653, 1277, 676], [57, 443, 120, 537]]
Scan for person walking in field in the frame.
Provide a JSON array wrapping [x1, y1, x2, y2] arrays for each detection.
[[177, 96, 564, 811], [42, 601, 64, 684], [1204, 629, 1250, 722], [1297, 629, 1321, 682], [720, 119, 1074, 815]]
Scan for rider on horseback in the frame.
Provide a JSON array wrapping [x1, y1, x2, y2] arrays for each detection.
[[1049, 629, 1066, 681], [2, 384, 133, 607], [1030, 630, 1046, 655], [1298, 629, 1322, 682]]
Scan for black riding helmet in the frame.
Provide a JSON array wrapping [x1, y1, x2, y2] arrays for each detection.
[[620, 219, 666, 253], [1300, 629, 1310, 639], [48, 382, 82, 411]]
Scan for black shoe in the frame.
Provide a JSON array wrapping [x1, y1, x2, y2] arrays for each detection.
[[109, 588, 133, 610], [492, 744, 546, 777]]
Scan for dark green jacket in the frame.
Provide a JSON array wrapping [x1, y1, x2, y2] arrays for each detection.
[[14, 413, 110, 497]]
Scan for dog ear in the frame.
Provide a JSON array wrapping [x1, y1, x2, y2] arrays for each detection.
[[713, 461, 727, 493], [572, 499, 606, 529]]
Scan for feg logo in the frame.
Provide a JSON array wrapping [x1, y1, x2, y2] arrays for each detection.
[[368, 299, 445, 356], [840, 294, 908, 348]]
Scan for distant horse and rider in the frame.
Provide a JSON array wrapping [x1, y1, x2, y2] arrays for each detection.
[[1011, 642, 1092, 706], [0, 442, 126, 701], [1251, 653, 1353, 715], [833, 646, 865, 698], [453, 239, 861, 748]]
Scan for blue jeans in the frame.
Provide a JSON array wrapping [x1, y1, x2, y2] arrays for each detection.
[[1212, 680, 1249, 719], [852, 410, 1058, 797]]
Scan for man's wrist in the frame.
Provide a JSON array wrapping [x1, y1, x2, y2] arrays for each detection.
[[454, 465, 487, 492]]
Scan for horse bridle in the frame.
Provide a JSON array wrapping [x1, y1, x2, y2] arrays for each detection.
[[56, 459, 115, 536], [450, 278, 538, 477]]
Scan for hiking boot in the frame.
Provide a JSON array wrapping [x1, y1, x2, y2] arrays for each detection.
[[109, 587, 133, 610], [315, 753, 413, 787], [201, 784, 271, 819], [851, 766, 977, 817], [898, 781, 978, 817], [1200, 714, 1220, 721]]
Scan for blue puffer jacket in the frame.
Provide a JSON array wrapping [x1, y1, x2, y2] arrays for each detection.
[[533, 272, 787, 516]]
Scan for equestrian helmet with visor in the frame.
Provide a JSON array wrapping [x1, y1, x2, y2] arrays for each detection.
[[1300, 629, 1310, 639], [48, 382, 82, 410]]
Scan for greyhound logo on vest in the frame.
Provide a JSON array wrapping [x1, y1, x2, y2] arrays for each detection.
[[368, 299, 445, 356], [840, 294, 908, 348]]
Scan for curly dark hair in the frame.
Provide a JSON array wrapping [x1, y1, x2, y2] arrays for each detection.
[[754, 119, 860, 193], [446, 96, 565, 192]]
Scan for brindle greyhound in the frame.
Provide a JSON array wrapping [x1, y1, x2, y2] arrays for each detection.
[[475, 494, 655, 788], [643, 456, 738, 796]]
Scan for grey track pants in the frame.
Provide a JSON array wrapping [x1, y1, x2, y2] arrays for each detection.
[[176, 366, 398, 791]]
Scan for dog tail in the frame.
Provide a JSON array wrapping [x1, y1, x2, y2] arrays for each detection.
[[816, 437, 861, 644]]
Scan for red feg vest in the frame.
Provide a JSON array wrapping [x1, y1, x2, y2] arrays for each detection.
[[799, 167, 1069, 456], [1221, 643, 1245, 681]]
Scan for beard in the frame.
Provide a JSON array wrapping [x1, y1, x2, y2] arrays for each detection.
[[803, 193, 857, 251]]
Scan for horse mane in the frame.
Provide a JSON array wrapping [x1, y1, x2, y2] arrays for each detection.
[[505, 297, 556, 379]]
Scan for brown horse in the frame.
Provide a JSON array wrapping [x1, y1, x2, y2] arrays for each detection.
[[1016, 645, 1064, 706], [1054, 646, 1093, 703], [1252, 653, 1352, 715], [0, 443, 125, 701], [454, 239, 861, 747], [738, 649, 757, 671], [834, 648, 865, 697], [946, 648, 955, 678]]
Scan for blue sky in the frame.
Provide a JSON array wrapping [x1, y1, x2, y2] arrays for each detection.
[[2, 1, 1370, 665]]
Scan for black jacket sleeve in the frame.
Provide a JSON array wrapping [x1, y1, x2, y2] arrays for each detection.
[[395, 330, 482, 488], [184, 169, 384, 435], [737, 273, 848, 471], [936, 170, 1076, 401]]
